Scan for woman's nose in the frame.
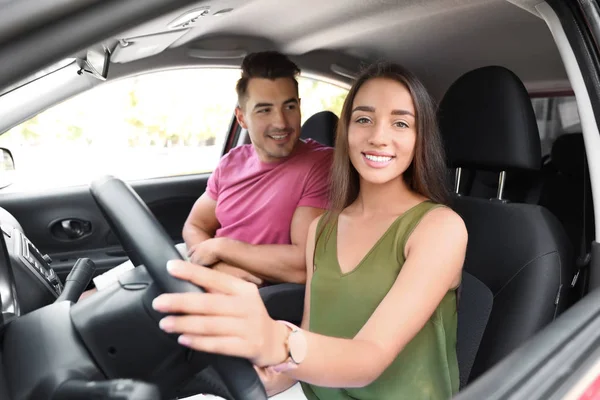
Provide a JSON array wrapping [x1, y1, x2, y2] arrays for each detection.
[[367, 123, 388, 146]]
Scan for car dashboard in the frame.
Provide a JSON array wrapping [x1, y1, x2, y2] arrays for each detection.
[[0, 208, 62, 316]]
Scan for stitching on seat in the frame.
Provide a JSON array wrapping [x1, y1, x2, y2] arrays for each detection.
[[493, 250, 559, 298], [552, 249, 563, 320]]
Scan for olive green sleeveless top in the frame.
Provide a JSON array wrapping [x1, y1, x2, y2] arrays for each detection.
[[301, 201, 459, 400]]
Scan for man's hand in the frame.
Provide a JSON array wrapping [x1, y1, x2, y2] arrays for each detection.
[[187, 238, 223, 266], [213, 262, 263, 286]]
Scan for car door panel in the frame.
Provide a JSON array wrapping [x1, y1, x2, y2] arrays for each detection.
[[0, 174, 209, 282]]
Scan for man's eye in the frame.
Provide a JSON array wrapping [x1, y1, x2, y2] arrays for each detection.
[[257, 108, 270, 114]]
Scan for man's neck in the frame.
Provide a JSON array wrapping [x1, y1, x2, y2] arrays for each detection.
[[254, 139, 304, 164]]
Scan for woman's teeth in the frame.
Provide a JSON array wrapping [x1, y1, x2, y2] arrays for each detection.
[[364, 154, 393, 163]]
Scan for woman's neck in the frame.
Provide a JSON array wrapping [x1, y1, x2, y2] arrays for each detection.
[[353, 177, 422, 216]]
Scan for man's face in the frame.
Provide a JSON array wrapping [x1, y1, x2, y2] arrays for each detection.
[[235, 77, 302, 163]]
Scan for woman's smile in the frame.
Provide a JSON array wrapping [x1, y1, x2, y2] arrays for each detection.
[[361, 151, 396, 168]]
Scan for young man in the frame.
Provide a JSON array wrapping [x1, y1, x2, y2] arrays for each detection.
[[182, 51, 333, 286], [88, 51, 333, 294]]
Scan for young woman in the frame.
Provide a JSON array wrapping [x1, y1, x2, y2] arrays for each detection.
[[152, 62, 468, 400]]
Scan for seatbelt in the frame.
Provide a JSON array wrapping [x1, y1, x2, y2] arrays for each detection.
[[571, 152, 591, 288]]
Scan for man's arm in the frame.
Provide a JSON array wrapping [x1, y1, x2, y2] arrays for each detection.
[[183, 193, 265, 285], [214, 206, 325, 284], [182, 193, 220, 254]]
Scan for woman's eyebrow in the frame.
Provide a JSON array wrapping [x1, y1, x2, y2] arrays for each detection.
[[352, 105, 414, 117]]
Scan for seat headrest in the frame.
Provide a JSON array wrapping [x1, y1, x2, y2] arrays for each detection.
[[439, 66, 541, 172], [551, 133, 585, 177], [301, 110, 338, 147]]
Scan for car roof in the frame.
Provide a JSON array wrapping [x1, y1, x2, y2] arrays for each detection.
[[97, 0, 568, 99]]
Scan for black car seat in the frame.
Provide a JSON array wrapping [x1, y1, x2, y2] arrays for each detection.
[[300, 110, 338, 147], [438, 66, 573, 383]]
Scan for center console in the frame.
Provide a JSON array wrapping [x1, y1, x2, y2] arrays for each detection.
[[2, 224, 63, 314]]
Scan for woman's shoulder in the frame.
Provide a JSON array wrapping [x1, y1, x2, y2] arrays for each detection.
[[409, 201, 468, 246], [308, 212, 333, 240]]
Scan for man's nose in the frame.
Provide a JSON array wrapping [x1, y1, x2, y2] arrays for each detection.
[[272, 108, 289, 127]]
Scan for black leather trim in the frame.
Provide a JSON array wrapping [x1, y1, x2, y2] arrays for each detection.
[[438, 66, 541, 172]]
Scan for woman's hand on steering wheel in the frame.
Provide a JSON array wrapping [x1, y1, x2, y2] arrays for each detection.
[[152, 260, 290, 368]]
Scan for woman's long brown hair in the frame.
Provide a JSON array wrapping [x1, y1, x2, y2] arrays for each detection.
[[319, 62, 449, 237]]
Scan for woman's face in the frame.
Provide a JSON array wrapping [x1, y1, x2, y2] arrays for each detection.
[[347, 77, 417, 186]]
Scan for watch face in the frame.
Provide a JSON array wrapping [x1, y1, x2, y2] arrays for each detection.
[[289, 330, 307, 364]]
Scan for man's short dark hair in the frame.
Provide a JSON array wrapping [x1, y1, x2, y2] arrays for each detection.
[[236, 51, 301, 108]]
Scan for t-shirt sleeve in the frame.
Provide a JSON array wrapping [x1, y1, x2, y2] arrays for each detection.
[[298, 149, 333, 209], [205, 162, 222, 201]]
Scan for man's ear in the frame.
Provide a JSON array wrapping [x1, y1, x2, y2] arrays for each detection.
[[235, 106, 248, 129]]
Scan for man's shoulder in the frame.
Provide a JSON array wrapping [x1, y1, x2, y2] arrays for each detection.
[[296, 139, 334, 165], [217, 144, 254, 168]]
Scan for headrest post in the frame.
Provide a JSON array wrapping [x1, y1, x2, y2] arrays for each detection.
[[497, 171, 506, 200], [454, 167, 462, 195]]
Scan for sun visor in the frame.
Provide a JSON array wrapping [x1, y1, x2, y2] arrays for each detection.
[[111, 30, 190, 63]]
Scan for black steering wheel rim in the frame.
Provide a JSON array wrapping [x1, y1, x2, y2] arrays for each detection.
[[90, 175, 201, 294], [89, 175, 267, 400]]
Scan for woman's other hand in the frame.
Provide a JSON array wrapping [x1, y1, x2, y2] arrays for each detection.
[[254, 365, 298, 397]]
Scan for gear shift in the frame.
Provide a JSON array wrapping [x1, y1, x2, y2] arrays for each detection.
[[55, 258, 96, 303]]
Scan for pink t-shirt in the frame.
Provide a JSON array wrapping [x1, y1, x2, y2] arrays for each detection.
[[206, 139, 333, 245]]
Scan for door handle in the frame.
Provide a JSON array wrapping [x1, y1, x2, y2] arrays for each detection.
[[51, 218, 92, 240]]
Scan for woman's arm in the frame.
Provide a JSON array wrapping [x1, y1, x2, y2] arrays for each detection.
[[152, 208, 466, 389], [257, 215, 321, 395], [276, 207, 466, 387]]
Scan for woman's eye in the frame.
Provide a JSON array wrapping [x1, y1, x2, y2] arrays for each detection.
[[394, 121, 409, 128], [356, 117, 371, 124]]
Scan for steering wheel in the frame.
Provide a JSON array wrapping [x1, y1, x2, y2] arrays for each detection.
[[89, 175, 267, 400]]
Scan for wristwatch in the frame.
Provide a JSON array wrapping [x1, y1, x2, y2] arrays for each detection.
[[268, 320, 307, 373]]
